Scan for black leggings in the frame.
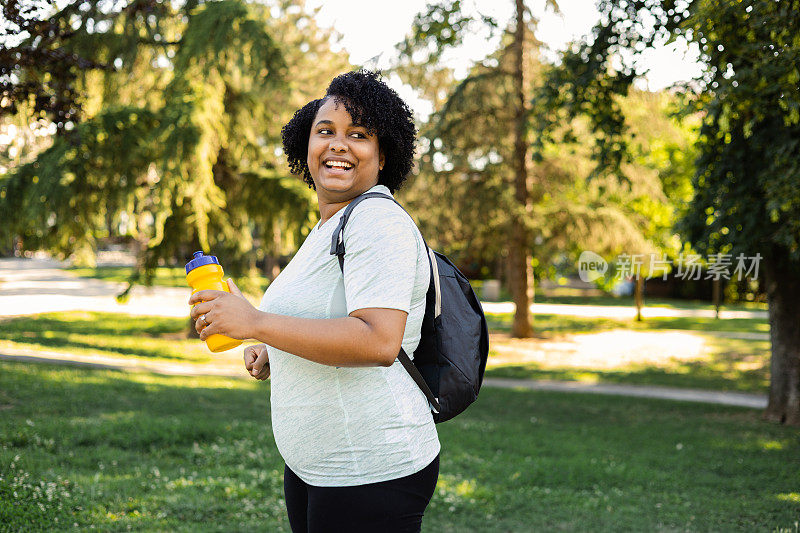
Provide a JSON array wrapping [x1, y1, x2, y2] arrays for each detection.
[[283, 454, 440, 533]]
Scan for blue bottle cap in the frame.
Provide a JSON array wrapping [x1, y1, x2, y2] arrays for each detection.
[[185, 251, 220, 274]]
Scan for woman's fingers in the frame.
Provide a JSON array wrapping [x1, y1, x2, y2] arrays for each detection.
[[226, 278, 244, 298], [189, 301, 213, 321], [251, 345, 270, 379], [243, 344, 261, 371], [187, 289, 226, 306], [255, 365, 270, 380]]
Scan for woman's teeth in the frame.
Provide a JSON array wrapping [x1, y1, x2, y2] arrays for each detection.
[[324, 161, 353, 169]]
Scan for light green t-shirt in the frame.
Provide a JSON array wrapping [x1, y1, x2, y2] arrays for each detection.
[[258, 184, 440, 487]]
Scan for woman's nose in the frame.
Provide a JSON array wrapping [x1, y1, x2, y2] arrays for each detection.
[[329, 135, 347, 152]]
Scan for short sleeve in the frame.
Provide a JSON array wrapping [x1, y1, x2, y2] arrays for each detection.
[[343, 203, 419, 315]]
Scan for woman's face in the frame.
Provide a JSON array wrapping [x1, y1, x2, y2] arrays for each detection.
[[307, 97, 384, 200]]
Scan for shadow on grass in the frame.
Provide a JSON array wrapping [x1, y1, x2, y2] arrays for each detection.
[[0, 312, 204, 361], [0, 312, 186, 336]]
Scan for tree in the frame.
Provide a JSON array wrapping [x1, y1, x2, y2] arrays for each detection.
[[1, 0, 351, 291], [540, 0, 800, 425], [393, 0, 555, 337], [674, 0, 800, 424], [393, 0, 686, 333]]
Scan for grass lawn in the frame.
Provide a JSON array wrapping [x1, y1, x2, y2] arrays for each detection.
[[483, 312, 771, 393], [0, 311, 773, 393], [1, 361, 797, 532], [533, 294, 768, 311], [469, 280, 768, 311], [0, 312, 219, 365], [67, 266, 190, 288], [483, 336, 771, 393], [484, 312, 769, 336]]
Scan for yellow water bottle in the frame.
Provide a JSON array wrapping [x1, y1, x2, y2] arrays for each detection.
[[185, 251, 243, 353]]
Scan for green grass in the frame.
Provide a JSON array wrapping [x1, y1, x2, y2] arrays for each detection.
[[1, 361, 797, 531], [69, 269, 768, 312], [0, 312, 223, 365], [484, 312, 770, 393], [0, 311, 773, 393], [485, 312, 769, 336], [485, 335, 771, 393], [469, 279, 768, 311]]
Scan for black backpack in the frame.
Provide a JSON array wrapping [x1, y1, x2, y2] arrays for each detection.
[[329, 191, 489, 423]]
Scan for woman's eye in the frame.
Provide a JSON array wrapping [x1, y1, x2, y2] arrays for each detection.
[[351, 132, 366, 138]]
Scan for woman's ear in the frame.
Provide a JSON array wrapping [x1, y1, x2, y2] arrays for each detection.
[[379, 149, 385, 170]]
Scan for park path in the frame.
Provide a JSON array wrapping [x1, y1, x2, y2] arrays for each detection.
[[0, 256, 191, 318], [0, 257, 768, 331]]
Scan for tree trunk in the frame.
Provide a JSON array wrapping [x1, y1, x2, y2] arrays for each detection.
[[263, 222, 283, 282], [634, 275, 644, 322], [712, 278, 721, 319], [509, 0, 532, 338], [762, 248, 800, 426]]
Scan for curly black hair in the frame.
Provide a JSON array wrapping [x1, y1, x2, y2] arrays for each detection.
[[280, 69, 417, 193]]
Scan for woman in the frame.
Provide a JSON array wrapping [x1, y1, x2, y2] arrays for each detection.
[[188, 69, 440, 532]]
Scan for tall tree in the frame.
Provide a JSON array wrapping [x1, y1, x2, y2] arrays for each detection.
[[394, 0, 556, 337], [393, 0, 683, 334], [540, 0, 800, 425]]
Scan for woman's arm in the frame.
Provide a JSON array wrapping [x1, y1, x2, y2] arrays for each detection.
[[189, 280, 407, 367]]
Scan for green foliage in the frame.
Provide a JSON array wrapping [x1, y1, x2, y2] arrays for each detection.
[[2, 0, 351, 284], [532, 0, 690, 179], [538, 0, 800, 265], [394, 1, 693, 292], [674, 0, 800, 262], [1, 107, 161, 260]]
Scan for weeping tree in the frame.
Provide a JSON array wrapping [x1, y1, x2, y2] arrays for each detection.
[[1, 0, 352, 291], [539, 0, 800, 425]]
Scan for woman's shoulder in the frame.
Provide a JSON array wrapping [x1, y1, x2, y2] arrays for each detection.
[[345, 197, 425, 253], [349, 196, 416, 228]]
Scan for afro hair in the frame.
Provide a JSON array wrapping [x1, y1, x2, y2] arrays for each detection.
[[280, 69, 417, 193]]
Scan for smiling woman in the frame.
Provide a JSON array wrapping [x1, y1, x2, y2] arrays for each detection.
[[186, 70, 439, 533]]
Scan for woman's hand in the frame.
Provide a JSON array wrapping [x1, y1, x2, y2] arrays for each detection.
[[244, 343, 270, 380], [189, 279, 260, 341]]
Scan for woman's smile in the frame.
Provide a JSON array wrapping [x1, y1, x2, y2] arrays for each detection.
[[321, 157, 354, 175]]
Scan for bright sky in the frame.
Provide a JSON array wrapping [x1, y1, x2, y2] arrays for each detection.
[[304, 0, 703, 119]]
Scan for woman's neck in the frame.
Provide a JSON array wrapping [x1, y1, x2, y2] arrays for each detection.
[[316, 184, 380, 227]]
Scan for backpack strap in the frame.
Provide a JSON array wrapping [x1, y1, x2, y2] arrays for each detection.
[[328, 191, 432, 270], [328, 191, 442, 414], [398, 349, 440, 414]]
